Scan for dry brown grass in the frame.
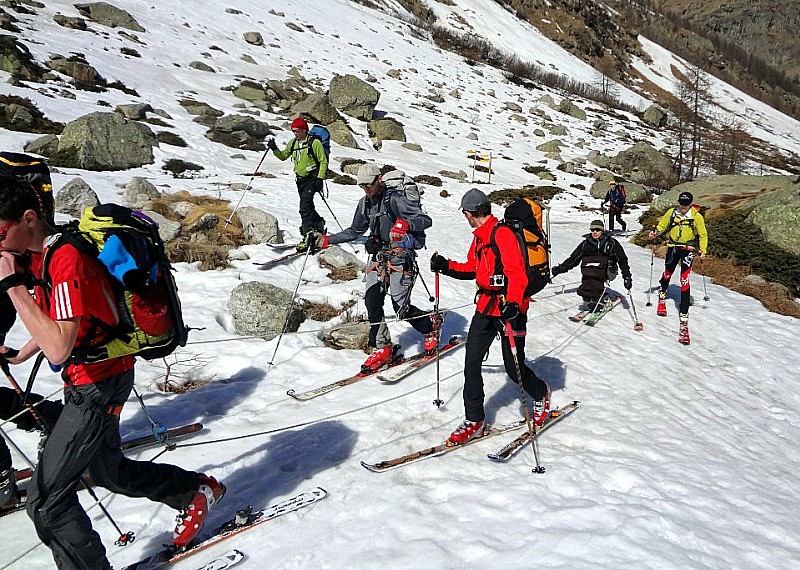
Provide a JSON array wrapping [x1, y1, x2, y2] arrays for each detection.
[[301, 299, 358, 322], [319, 258, 361, 282], [149, 190, 250, 270]]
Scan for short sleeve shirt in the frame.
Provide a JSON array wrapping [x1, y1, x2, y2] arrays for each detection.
[[32, 242, 134, 385]]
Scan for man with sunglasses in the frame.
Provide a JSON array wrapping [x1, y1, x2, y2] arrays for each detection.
[[267, 117, 327, 244], [551, 219, 633, 312], [307, 163, 437, 372], [0, 174, 225, 568], [649, 191, 708, 344], [429, 189, 551, 445]]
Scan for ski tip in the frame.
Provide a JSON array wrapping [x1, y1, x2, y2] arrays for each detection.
[[486, 453, 502, 461], [360, 460, 381, 473], [306, 486, 328, 498]]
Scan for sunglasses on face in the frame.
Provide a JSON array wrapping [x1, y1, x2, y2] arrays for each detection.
[[0, 219, 16, 242], [591, 228, 603, 232], [359, 179, 377, 189], [292, 128, 306, 133]]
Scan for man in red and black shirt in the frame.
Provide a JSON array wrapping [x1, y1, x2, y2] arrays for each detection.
[[0, 175, 224, 568], [430, 189, 551, 445]]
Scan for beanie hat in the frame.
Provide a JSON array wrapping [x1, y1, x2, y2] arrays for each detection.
[[290, 117, 309, 131], [356, 163, 382, 185], [460, 188, 489, 212], [678, 191, 693, 205], [609, 180, 616, 185], [590, 219, 605, 231]]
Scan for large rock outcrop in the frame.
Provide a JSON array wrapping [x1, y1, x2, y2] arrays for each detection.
[[54, 112, 157, 170], [74, 2, 145, 32], [227, 282, 304, 340], [328, 74, 380, 121]]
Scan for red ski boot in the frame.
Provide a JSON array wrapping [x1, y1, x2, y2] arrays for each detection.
[[173, 474, 226, 549], [678, 314, 690, 345], [361, 345, 399, 373], [532, 383, 551, 427], [422, 313, 443, 355], [446, 419, 485, 446], [656, 291, 667, 317]]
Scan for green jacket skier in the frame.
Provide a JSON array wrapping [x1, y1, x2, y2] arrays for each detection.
[[268, 117, 328, 237]]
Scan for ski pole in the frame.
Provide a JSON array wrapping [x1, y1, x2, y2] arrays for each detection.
[[318, 186, 360, 255], [626, 289, 644, 332], [699, 256, 710, 301], [225, 147, 270, 228], [645, 245, 655, 307], [432, 270, 444, 408], [414, 262, 435, 303], [503, 320, 544, 474], [318, 184, 345, 233], [1, 357, 135, 546], [267, 245, 313, 367], [1, 355, 52, 434]]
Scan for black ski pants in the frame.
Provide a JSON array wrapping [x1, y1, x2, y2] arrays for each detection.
[[463, 311, 549, 422], [296, 175, 325, 233], [27, 369, 199, 570], [0, 387, 63, 472], [659, 246, 695, 314], [607, 206, 626, 233]]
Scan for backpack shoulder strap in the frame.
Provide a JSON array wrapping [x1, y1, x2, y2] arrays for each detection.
[[307, 135, 321, 169], [41, 224, 88, 286]]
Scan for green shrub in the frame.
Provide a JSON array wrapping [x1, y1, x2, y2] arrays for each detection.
[[163, 158, 203, 178], [488, 185, 561, 206], [707, 210, 800, 297]]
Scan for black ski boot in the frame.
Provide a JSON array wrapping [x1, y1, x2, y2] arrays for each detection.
[[0, 469, 19, 510]]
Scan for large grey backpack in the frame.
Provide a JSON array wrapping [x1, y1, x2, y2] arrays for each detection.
[[381, 170, 421, 203], [380, 170, 427, 248]]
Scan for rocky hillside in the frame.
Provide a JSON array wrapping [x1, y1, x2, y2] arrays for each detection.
[[486, 0, 800, 121], [614, 0, 800, 121], [666, 0, 800, 83]]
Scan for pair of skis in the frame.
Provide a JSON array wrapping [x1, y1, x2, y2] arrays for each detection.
[[569, 296, 621, 326], [253, 241, 315, 269], [122, 487, 327, 569], [360, 401, 581, 472], [287, 336, 464, 401]]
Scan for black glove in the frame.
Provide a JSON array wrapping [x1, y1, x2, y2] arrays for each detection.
[[500, 301, 520, 322], [365, 236, 381, 256], [267, 138, 278, 152], [551, 265, 564, 277], [430, 253, 449, 273], [623, 277, 633, 290]]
